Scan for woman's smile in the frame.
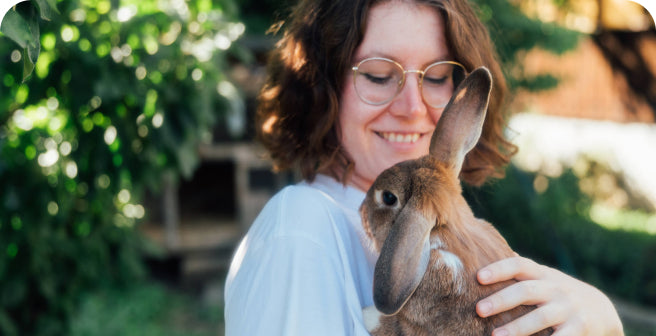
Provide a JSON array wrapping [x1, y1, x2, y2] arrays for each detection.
[[375, 131, 422, 144]]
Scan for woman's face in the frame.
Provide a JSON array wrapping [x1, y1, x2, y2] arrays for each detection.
[[338, 1, 452, 191]]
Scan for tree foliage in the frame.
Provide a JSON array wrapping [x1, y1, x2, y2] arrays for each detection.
[[470, 0, 580, 91], [0, 0, 244, 334]]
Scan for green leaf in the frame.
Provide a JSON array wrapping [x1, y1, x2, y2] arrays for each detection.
[[22, 48, 35, 82], [33, 0, 60, 21], [26, 5, 40, 65], [0, 9, 35, 49]]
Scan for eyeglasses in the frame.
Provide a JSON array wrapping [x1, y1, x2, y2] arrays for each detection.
[[351, 57, 467, 108]]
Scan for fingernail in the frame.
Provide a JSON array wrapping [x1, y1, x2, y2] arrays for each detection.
[[478, 300, 492, 315], [494, 328, 509, 336], [479, 269, 491, 282]]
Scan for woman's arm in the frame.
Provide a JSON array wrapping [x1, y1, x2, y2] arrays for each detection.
[[225, 186, 373, 336], [475, 256, 624, 336], [225, 235, 354, 335]]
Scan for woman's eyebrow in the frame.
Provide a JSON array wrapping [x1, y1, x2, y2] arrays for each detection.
[[353, 52, 453, 67]]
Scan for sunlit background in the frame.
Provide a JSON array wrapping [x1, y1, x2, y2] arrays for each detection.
[[0, 0, 654, 335]]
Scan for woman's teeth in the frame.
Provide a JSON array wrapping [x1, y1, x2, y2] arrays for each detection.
[[380, 132, 420, 143]]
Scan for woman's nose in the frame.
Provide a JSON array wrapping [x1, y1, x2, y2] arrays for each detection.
[[389, 73, 427, 119]]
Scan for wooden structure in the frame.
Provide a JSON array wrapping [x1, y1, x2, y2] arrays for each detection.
[[141, 142, 293, 287]]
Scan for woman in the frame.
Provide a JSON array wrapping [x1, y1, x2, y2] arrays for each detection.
[[225, 0, 624, 334]]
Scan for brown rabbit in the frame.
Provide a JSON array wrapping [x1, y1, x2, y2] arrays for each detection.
[[359, 67, 552, 336]]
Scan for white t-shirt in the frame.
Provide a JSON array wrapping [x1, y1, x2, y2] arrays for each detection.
[[224, 174, 378, 335]]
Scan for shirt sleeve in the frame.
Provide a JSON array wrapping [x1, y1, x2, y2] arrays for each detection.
[[224, 187, 371, 336], [226, 235, 355, 335]]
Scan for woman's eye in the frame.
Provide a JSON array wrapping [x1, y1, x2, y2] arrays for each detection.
[[364, 73, 392, 85], [424, 75, 447, 85], [382, 191, 397, 206]]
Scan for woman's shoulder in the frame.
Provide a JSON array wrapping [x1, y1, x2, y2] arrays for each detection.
[[275, 183, 339, 210], [246, 183, 349, 247]]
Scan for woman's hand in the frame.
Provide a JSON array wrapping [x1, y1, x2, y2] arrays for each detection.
[[475, 256, 624, 336]]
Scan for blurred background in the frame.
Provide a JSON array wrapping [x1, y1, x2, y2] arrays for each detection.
[[0, 0, 654, 335]]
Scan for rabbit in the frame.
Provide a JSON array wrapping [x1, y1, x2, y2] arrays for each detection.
[[359, 67, 552, 336]]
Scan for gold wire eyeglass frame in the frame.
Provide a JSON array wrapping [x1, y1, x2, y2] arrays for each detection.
[[351, 57, 467, 108]]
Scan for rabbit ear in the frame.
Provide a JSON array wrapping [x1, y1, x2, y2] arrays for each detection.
[[428, 67, 492, 175], [373, 202, 434, 315]]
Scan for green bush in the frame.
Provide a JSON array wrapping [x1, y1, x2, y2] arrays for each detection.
[[70, 281, 223, 336], [0, 0, 244, 334], [465, 165, 656, 306]]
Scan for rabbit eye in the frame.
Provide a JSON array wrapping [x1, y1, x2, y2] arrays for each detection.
[[382, 191, 397, 206]]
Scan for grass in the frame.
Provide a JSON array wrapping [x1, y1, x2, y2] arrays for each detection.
[[71, 281, 224, 336]]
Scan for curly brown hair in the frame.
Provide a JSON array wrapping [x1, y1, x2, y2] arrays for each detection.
[[256, 0, 516, 186]]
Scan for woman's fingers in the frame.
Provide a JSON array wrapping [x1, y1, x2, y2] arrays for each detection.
[[490, 304, 566, 336], [476, 256, 624, 336], [477, 257, 553, 319], [477, 256, 546, 285], [476, 280, 553, 318]]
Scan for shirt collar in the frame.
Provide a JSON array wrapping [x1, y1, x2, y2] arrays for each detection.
[[303, 174, 366, 215]]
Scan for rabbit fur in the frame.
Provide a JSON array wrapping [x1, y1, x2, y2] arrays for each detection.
[[359, 68, 552, 336]]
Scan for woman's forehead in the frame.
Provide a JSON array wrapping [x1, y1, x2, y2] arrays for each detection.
[[354, 1, 451, 66]]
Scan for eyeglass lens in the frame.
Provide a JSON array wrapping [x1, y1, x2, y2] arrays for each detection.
[[353, 59, 466, 108]]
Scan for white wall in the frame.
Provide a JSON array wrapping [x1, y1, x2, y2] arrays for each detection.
[[509, 113, 656, 209]]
